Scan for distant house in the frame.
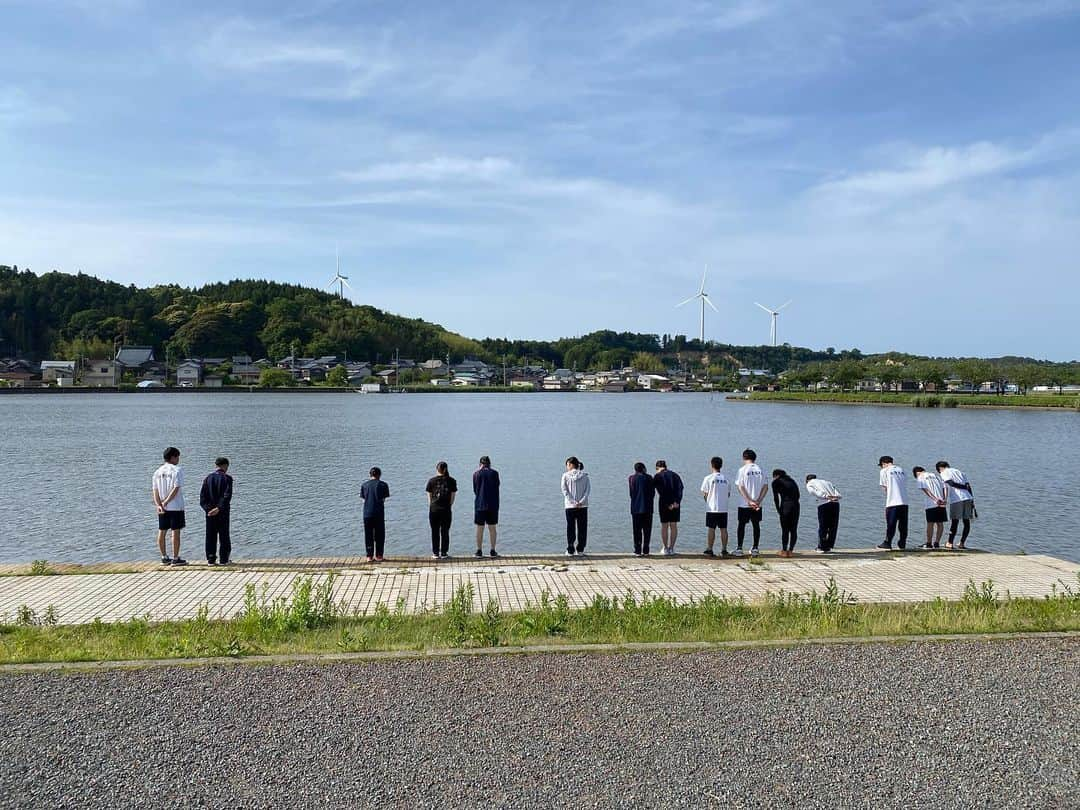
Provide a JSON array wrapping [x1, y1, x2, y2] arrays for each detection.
[[541, 375, 574, 391], [452, 372, 486, 387], [603, 381, 628, 393], [40, 360, 76, 383], [509, 377, 538, 390], [231, 355, 261, 384], [203, 375, 224, 388], [115, 346, 155, 368], [421, 359, 446, 373], [0, 359, 37, 385], [83, 359, 121, 387], [176, 360, 203, 387], [636, 373, 670, 390], [429, 377, 451, 387]]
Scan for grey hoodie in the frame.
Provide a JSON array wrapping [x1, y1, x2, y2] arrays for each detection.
[[561, 468, 591, 509]]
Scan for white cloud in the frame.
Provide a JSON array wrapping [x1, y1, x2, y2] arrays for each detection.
[[341, 157, 515, 184], [0, 87, 68, 127]]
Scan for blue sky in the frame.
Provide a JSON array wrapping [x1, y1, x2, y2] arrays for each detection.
[[2, 0, 1079, 359]]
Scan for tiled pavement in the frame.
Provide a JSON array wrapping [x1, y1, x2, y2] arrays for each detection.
[[0, 550, 1076, 625]]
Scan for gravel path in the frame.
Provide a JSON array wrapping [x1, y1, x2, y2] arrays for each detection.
[[0, 638, 1076, 809]]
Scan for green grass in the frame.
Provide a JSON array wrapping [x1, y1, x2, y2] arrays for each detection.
[[1, 575, 1077, 665], [747, 391, 1080, 409]]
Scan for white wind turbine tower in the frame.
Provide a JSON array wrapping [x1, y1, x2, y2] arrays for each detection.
[[675, 267, 718, 343], [755, 300, 792, 346], [327, 246, 352, 299]]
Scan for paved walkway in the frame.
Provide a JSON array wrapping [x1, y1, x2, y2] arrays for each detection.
[[0, 550, 1076, 625]]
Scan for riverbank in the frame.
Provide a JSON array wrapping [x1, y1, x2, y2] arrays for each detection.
[[740, 391, 1080, 410]]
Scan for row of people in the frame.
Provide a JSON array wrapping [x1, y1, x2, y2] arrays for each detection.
[[149, 447, 975, 565]]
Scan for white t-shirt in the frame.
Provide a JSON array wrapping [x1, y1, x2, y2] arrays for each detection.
[[735, 463, 766, 508], [806, 478, 841, 504], [153, 463, 185, 511], [879, 464, 907, 507], [939, 467, 973, 503], [700, 472, 730, 513], [917, 472, 946, 509]]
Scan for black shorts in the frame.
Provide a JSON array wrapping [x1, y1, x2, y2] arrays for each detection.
[[737, 507, 762, 525], [474, 508, 499, 526], [660, 505, 681, 523], [925, 506, 947, 523], [705, 512, 728, 529], [158, 511, 186, 531]]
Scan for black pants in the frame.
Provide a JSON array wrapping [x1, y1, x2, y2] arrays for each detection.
[[885, 505, 908, 546], [566, 507, 588, 552], [817, 502, 840, 550], [779, 505, 800, 552], [429, 510, 451, 555], [205, 511, 231, 563], [632, 513, 652, 555], [736, 507, 762, 548], [948, 519, 971, 545], [364, 515, 386, 558]]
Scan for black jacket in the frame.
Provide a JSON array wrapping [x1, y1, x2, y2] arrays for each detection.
[[772, 475, 800, 513], [200, 469, 233, 514]]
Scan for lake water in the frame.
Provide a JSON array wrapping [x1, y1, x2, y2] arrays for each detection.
[[0, 393, 1077, 564]]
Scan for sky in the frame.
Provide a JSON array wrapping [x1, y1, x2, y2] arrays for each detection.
[[2, 1, 1079, 360]]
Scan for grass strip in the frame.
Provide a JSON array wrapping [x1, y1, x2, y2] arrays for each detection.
[[745, 391, 1080, 409], [2, 577, 1077, 665]]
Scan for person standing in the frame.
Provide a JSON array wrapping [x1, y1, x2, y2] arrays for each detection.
[[735, 449, 768, 557], [425, 461, 457, 559], [771, 469, 801, 557], [700, 457, 730, 557], [360, 466, 391, 562], [472, 455, 501, 558], [653, 460, 684, 555], [877, 455, 908, 550], [913, 466, 947, 549], [628, 461, 655, 556], [200, 457, 233, 566], [561, 456, 590, 556], [805, 474, 841, 553], [936, 461, 975, 549], [152, 447, 187, 566]]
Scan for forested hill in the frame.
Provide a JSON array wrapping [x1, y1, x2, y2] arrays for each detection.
[[0, 265, 486, 363]]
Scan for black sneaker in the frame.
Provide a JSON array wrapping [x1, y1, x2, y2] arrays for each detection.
[[720, 550, 731, 558], [440, 552, 451, 559], [702, 548, 715, 557], [489, 549, 499, 558], [876, 542, 892, 550], [220, 560, 232, 565], [897, 542, 907, 550], [474, 549, 483, 558], [171, 557, 188, 566], [160, 556, 171, 566], [207, 560, 218, 566]]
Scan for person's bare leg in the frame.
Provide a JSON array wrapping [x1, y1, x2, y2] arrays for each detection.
[[670, 524, 679, 551], [660, 523, 670, 550], [925, 522, 933, 547], [156, 529, 167, 558], [706, 526, 715, 551], [934, 523, 944, 546], [489, 525, 497, 552], [170, 530, 182, 558], [720, 527, 729, 553], [475, 524, 484, 551]]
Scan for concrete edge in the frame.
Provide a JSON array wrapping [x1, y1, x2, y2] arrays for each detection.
[[2, 630, 1076, 675]]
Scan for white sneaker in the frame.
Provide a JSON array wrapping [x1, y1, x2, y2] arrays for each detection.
[[733, 548, 744, 557], [750, 547, 760, 557], [565, 550, 575, 557]]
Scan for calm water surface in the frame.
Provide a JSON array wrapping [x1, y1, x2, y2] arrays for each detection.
[[0, 393, 1077, 563]]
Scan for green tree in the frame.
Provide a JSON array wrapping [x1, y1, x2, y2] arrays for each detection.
[[258, 367, 294, 388], [326, 365, 349, 387], [631, 352, 664, 373], [831, 360, 865, 391]]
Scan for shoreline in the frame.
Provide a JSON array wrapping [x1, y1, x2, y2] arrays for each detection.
[[731, 394, 1079, 412]]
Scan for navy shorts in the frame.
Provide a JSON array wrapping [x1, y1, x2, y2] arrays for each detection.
[[158, 510, 186, 531], [925, 506, 947, 523], [474, 508, 499, 526], [705, 512, 728, 529]]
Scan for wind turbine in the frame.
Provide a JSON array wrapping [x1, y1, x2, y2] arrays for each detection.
[[675, 267, 719, 343], [755, 300, 792, 346], [327, 246, 351, 299]]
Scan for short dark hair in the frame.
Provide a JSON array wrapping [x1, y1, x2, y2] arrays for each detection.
[[163, 447, 180, 462], [655, 459, 667, 469], [742, 448, 756, 462], [436, 461, 448, 474], [369, 466, 381, 478], [634, 462, 646, 474], [805, 474, 817, 482], [479, 455, 491, 467], [215, 457, 229, 468], [935, 460, 950, 471], [772, 468, 786, 478], [565, 456, 580, 468], [912, 466, 925, 476], [878, 455, 893, 466], [710, 456, 722, 471]]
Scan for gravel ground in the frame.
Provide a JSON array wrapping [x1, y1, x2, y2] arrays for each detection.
[[0, 638, 1076, 809]]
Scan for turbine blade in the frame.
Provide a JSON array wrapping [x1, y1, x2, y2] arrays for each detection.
[[699, 266, 707, 295], [341, 278, 353, 290], [777, 300, 792, 311], [675, 296, 697, 308], [754, 302, 772, 314], [705, 297, 719, 312]]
